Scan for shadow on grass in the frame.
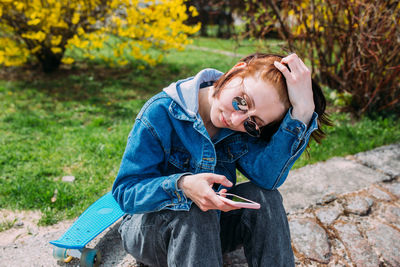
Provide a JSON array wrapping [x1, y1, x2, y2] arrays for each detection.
[[1, 63, 179, 98], [0, 61, 199, 120]]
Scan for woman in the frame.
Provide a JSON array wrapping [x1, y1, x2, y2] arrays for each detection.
[[112, 53, 330, 266]]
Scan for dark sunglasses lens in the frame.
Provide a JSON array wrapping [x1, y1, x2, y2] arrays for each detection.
[[244, 120, 260, 137], [232, 96, 247, 111]]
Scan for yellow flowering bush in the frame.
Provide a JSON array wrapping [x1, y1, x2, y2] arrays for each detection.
[[0, 0, 200, 72]]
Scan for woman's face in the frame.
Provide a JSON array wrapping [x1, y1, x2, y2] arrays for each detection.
[[210, 75, 287, 134]]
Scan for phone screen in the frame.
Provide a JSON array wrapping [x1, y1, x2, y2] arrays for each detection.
[[218, 192, 255, 203], [217, 192, 261, 209], [231, 195, 251, 203]]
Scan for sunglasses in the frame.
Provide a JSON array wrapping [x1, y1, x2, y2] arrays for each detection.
[[232, 96, 261, 137]]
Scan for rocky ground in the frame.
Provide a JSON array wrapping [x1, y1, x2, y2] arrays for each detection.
[[1, 144, 399, 266]]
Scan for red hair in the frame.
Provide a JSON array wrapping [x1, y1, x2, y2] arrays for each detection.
[[213, 54, 290, 109]]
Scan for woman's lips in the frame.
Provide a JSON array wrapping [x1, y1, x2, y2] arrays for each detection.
[[221, 113, 230, 127]]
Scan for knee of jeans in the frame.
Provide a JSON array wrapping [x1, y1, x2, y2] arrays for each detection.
[[241, 187, 287, 227], [257, 188, 283, 206], [235, 182, 283, 205]]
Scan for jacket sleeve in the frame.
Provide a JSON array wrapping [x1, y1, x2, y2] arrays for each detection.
[[237, 108, 318, 190], [112, 118, 192, 214]]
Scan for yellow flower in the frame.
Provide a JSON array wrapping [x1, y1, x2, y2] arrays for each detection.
[[28, 18, 41, 25], [87, 17, 96, 25], [51, 35, 62, 46], [72, 12, 80, 24], [21, 31, 46, 42], [61, 57, 74, 64], [189, 6, 198, 17], [31, 46, 41, 53], [14, 2, 25, 11], [117, 59, 129, 66], [51, 47, 62, 53]]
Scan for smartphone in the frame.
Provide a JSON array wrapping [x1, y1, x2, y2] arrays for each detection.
[[217, 192, 260, 209]]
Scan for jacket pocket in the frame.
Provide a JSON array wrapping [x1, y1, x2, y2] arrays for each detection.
[[168, 147, 192, 171], [216, 138, 248, 163]]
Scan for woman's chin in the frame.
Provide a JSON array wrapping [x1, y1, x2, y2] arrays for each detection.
[[209, 117, 219, 128]]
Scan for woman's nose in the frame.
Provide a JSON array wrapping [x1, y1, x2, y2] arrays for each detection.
[[230, 111, 248, 126]]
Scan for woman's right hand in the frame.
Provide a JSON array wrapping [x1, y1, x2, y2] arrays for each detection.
[[274, 53, 315, 125], [178, 173, 240, 212]]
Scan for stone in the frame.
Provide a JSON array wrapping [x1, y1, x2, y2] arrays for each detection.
[[333, 222, 380, 266], [376, 204, 400, 229], [316, 193, 337, 205], [294, 254, 301, 265], [289, 218, 330, 263], [14, 220, 24, 227], [280, 157, 390, 212], [366, 223, 400, 266], [223, 247, 247, 266], [315, 203, 343, 225], [327, 238, 353, 267], [354, 143, 400, 178], [62, 176, 75, 182], [381, 181, 400, 198], [368, 186, 392, 201], [365, 197, 374, 207], [343, 195, 373, 216]]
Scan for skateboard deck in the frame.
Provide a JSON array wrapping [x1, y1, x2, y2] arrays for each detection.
[[50, 191, 124, 249]]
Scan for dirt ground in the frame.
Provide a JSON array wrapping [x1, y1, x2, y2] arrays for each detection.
[[0, 209, 138, 267]]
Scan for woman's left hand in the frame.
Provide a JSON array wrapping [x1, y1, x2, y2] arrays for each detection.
[[274, 53, 315, 125]]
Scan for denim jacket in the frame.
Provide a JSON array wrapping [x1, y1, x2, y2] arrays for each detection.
[[112, 69, 318, 214]]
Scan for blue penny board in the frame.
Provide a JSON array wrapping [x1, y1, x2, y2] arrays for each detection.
[[50, 191, 124, 249]]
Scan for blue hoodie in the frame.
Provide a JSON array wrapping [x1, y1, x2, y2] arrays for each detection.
[[112, 68, 318, 214]]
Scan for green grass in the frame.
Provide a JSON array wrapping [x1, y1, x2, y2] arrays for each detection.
[[0, 37, 399, 225], [191, 36, 286, 56], [0, 219, 16, 232], [0, 79, 141, 223], [292, 112, 400, 169]]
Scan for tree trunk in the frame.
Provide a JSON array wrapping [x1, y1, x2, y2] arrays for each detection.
[[36, 49, 63, 73]]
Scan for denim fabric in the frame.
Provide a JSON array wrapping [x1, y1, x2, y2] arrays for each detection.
[[220, 183, 294, 267], [112, 68, 318, 214], [119, 182, 294, 267]]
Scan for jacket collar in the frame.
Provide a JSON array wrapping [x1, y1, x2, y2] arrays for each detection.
[[163, 68, 223, 118]]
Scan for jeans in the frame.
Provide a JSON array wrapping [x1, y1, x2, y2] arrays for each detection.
[[118, 182, 294, 267]]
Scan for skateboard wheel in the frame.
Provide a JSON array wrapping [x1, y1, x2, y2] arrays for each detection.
[[80, 248, 101, 267], [53, 247, 68, 260], [64, 255, 74, 263]]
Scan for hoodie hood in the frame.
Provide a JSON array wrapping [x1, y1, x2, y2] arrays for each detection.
[[163, 68, 223, 118]]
